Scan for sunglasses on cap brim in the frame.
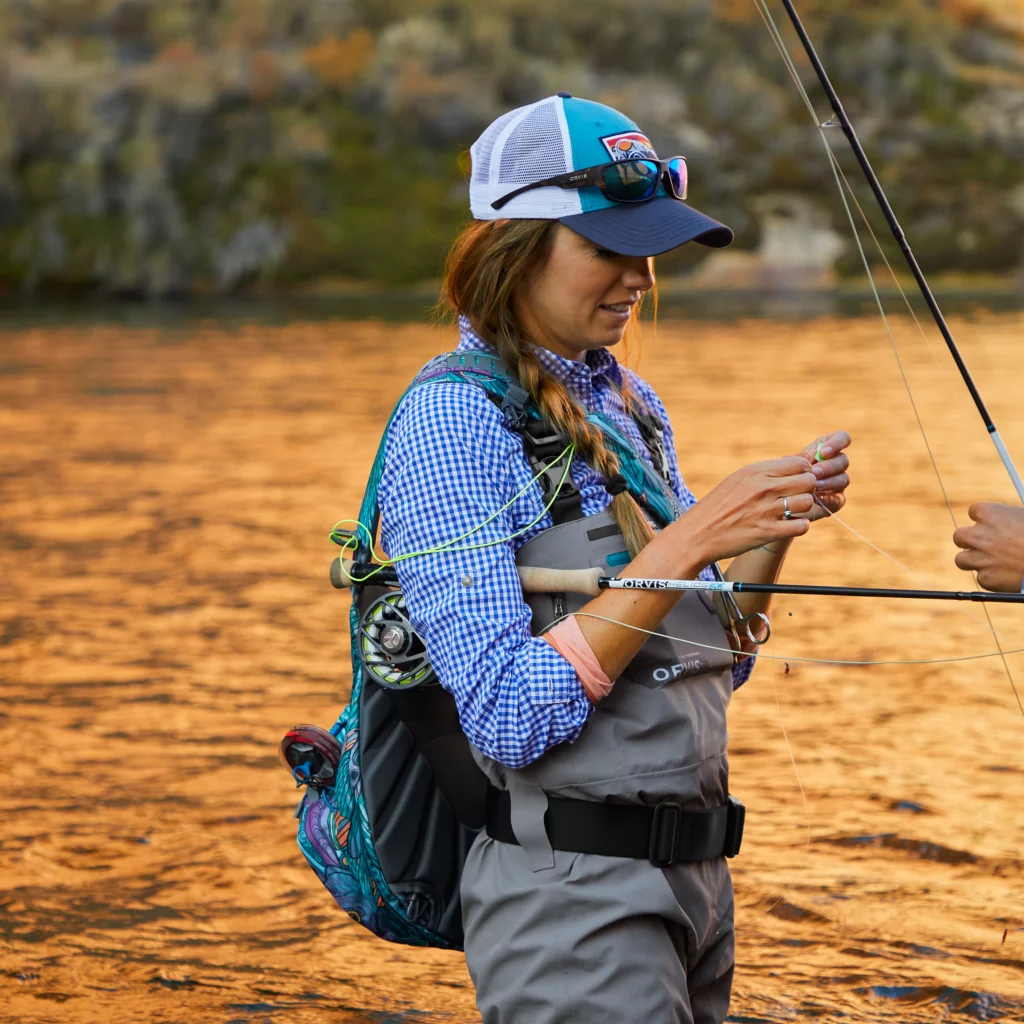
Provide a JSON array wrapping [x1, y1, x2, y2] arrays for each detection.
[[491, 156, 688, 212]]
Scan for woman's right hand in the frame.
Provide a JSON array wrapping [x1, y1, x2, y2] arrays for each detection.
[[670, 456, 818, 566]]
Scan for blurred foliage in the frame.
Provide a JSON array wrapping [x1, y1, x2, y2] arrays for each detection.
[[0, 0, 1022, 295]]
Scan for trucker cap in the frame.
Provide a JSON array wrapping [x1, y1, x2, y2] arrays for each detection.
[[469, 93, 734, 256]]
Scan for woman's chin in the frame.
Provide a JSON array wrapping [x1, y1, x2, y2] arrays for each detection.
[[598, 325, 628, 347], [594, 309, 631, 344]]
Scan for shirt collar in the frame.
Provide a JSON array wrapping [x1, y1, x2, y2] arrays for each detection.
[[457, 316, 623, 390]]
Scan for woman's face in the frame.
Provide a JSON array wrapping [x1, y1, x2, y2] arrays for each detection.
[[515, 225, 655, 361]]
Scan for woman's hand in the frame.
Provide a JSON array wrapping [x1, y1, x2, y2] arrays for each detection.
[[795, 430, 852, 521], [582, 457, 816, 682], [675, 456, 818, 565]]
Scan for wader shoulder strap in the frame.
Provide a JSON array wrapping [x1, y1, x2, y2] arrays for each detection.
[[488, 382, 584, 526]]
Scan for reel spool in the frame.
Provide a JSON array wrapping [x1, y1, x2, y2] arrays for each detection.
[[280, 724, 343, 789], [357, 590, 436, 690]]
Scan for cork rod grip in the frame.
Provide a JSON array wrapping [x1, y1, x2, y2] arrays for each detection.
[[330, 557, 602, 596]]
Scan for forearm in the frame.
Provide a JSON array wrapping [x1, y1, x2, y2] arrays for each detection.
[[575, 519, 710, 681]]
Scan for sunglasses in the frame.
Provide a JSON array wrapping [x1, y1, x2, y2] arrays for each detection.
[[491, 156, 688, 212]]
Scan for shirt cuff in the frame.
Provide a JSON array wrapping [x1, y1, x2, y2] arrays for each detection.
[[731, 655, 756, 690]]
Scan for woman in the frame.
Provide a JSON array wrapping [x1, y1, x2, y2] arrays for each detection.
[[377, 94, 852, 1024]]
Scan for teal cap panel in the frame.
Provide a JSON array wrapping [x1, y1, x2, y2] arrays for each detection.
[[561, 97, 664, 213]]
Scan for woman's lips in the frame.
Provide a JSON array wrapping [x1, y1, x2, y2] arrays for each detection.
[[599, 303, 633, 322]]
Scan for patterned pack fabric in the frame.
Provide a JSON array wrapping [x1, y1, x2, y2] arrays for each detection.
[[295, 648, 443, 946], [290, 352, 679, 948]]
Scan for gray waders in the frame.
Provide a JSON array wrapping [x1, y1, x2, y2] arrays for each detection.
[[461, 510, 739, 1024]]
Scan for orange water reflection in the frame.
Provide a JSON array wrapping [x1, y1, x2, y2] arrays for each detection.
[[2, 315, 1023, 1022]]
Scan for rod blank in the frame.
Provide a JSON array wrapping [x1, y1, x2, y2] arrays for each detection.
[[598, 576, 1024, 604], [778, 0, 1024, 504]]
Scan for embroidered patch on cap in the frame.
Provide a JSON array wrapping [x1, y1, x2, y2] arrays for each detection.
[[599, 131, 658, 162]]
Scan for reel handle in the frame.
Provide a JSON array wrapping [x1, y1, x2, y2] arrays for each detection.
[[330, 557, 356, 589]]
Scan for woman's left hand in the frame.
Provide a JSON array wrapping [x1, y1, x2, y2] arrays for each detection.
[[795, 430, 852, 521]]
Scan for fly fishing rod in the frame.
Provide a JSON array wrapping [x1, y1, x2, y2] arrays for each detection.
[[777, 0, 1024, 504], [330, 558, 1024, 603], [590, 575, 1024, 604]]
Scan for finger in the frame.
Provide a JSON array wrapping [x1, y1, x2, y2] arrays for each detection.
[[812, 453, 848, 480], [773, 471, 818, 496], [976, 570, 999, 593], [967, 502, 1004, 525], [820, 430, 852, 456], [977, 569, 1021, 594], [781, 492, 815, 516], [954, 549, 983, 571], [765, 455, 813, 477], [798, 434, 829, 460], [773, 517, 811, 539], [813, 492, 846, 516], [952, 526, 975, 550], [967, 503, 989, 523], [815, 472, 850, 493]]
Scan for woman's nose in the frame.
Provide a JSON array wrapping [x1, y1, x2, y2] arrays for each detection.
[[621, 257, 654, 293]]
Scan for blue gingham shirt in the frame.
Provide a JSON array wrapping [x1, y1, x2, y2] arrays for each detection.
[[378, 318, 753, 769]]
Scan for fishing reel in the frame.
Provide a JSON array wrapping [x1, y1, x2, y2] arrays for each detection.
[[357, 590, 436, 690], [279, 724, 343, 790]]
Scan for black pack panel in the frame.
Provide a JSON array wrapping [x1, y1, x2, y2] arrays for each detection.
[[358, 677, 486, 949], [372, 754, 433, 878]]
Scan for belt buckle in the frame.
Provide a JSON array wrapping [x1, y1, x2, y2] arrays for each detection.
[[723, 795, 745, 859], [649, 801, 681, 868]]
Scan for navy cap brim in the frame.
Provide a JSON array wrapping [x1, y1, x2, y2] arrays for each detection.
[[559, 196, 733, 257]]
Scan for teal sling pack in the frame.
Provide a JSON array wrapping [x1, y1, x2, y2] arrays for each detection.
[[284, 351, 679, 950]]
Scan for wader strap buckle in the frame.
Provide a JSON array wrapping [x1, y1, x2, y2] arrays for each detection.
[[486, 787, 744, 864], [648, 802, 682, 868], [500, 384, 531, 430], [723, 795, 745, 859]]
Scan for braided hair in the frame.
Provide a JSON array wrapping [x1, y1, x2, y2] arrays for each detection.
[[440, 218, 656, 556]]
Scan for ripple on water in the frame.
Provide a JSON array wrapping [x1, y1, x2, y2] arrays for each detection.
[[857, 985, 1024, 1021], [819, 832, 978, 865]]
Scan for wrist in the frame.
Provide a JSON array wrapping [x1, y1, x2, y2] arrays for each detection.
[[757, 538, 793, 556], [662, 515, 713, 578]]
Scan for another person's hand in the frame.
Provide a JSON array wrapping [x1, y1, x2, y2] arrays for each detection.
[[793, 430, 852, 521], [679, 456, 817, 563], [952, 503, 1024, 592]]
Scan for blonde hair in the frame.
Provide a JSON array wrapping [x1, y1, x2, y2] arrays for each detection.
[[439, 218, 655, 556]]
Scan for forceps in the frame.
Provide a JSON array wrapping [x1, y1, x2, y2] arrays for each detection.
[[709, 561, 771, 647]]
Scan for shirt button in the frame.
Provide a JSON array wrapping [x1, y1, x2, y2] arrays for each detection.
[[462, 575, 473, 588]]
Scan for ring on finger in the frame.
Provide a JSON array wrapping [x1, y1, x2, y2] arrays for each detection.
[[781, 495, 795, 521]]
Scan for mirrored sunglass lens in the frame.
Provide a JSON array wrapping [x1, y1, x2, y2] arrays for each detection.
[[601, 160, 660, 202], [667, 158, 688, 200]]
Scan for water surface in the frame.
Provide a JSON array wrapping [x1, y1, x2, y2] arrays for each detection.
[[2, 313, 1023, 1022]]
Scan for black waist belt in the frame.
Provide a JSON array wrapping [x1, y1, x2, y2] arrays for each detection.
[[486, 788, 745, 867]]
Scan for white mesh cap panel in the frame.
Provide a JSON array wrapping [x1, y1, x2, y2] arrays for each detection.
[[469, 96, 583, 220], [497, 99, 566, 184], [469, 106, 522, 194]]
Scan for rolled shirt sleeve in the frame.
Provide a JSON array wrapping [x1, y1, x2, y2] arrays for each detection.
[[378, 382, 593, 769]]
